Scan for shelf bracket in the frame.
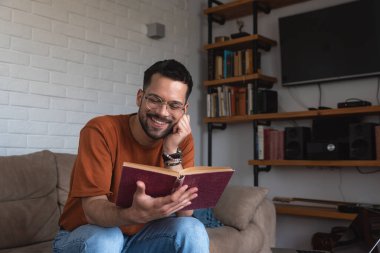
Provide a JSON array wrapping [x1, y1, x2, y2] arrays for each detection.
[[210, 0, 223, 6], [207, 123, 227, 166], [253, 165, 271, 186], [208, 0, 225, 25], [256, 2, 271, 14], [258, 42, 273, 52], [210, 14, 225, 25]]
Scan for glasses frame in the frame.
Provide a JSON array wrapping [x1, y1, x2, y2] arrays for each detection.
[[143, 93, 186, 116]]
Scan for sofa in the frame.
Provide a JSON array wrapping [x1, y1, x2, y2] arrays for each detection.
[[0, 150, 276, 253]]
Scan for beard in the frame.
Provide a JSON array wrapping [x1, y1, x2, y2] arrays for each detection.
[[138, 108, 175, 140]]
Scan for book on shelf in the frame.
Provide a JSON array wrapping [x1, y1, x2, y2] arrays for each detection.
[[214, 49, 258, 79], [207, 48, 215, 80], [116, 162, 234, 210], [257, 125, 284, 160], [215, 55, 223, 80], [247, 83, 253, 115], [237, 87, 247, 115], [376, 125, 380, 160], [245, 48, 254, 74]]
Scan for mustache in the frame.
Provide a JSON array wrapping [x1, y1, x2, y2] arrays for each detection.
[[146, 112, 173, 124]]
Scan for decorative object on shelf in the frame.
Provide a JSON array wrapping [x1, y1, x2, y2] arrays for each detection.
[[230, 20, 250, 39], [214, 36, 230, 43]]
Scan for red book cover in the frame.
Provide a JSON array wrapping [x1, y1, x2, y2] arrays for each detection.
[[237, 87, 247, 115], [264, 128, 272, 160], [116, 162, 234, 210], [269, 130, 278, 160], [277, 130, 285, 160], [376, 125, 380, 160]]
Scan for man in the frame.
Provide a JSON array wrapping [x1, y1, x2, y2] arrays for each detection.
[[53, 60, 209, 253]]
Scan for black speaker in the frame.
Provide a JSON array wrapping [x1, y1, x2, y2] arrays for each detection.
[[306, 141, 349, 160], [285, 127, 311, 160], [312, 116, 360, 142], [257, 90, 278, 113], [349, 123, 377, 160]]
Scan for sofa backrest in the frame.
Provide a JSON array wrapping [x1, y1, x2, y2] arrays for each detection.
[[0, 150, 60, 249], [55, 152, 76, 213]]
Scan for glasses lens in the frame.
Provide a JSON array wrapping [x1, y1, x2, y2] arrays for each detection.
[[145, 95, 184, 116]]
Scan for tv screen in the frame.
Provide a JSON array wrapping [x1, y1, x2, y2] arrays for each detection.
[[279, 0, 380, 86]]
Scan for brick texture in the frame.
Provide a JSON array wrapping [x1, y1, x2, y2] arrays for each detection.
[[0, 0, 195, 155]]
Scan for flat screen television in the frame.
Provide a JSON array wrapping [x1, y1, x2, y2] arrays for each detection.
[[279, 0, 380, 86]]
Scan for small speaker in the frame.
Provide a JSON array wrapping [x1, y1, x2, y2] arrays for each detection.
[[257, 90, 278, 113], [349, 123, 377, 160], [285, 127, 311, 160], [146, 23, 165, 39]]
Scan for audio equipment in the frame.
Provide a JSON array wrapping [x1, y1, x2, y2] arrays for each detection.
[[285, 127, 311, 160], [257, 89, 278, 114], [349, 123, 377, 160], [306, 141, 349, 160], [337, 100, 371, 108], [312, 117, 360, 143]]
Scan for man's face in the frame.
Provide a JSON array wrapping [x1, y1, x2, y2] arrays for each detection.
[[136, 73, 188, 140]]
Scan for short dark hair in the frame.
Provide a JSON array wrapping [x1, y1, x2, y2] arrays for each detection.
[[143, 59, 193, 101]]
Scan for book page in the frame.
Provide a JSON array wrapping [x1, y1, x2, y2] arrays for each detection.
[[181, 166, 234, 175], [123, 162, 179, 177]]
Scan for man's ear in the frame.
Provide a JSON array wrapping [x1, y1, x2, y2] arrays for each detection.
[[136, 89, 144, 107], [184, 103, 189, 114]]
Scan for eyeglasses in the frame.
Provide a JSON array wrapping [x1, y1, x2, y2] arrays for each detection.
[[144, 94, 186, 116]]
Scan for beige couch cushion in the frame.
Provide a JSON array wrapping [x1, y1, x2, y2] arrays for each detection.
[[214, 186, 268, 230], [0, 150, 60, 249], [55, 153, 76, 213]]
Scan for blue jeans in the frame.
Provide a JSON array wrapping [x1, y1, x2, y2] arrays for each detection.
[[53, 217, 209, 253]]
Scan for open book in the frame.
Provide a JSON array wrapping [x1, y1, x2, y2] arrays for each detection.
[[116, 162, 234, 210]]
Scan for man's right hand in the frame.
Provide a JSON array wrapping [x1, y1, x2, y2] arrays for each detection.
[[125, 181, 198, 224], [82, 181, 198, 227]]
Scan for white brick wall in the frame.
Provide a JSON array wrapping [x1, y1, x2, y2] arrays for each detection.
[[0, 0, 198, 155]]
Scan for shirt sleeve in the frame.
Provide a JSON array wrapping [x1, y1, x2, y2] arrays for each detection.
[[69, 122, 115, 198]]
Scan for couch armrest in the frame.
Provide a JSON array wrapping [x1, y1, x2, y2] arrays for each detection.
[[254, 199, 276, 252], [213, 185, 269, 230]]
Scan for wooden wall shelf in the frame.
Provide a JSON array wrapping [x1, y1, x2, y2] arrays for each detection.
[[204, 0, 311, 21], [275, 204, 358, 221], [203, 73, 277, 88], [204, 34, 277, 51], [248, 160, 380, 167], [204, 105, 380, 124]]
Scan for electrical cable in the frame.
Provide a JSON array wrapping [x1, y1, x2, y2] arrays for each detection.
[[338, 168, 346, 201], [355, 166, 380, 174]]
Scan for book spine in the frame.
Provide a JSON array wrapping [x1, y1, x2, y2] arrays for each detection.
[[376, 125, 380, 160], [269, 130, 277, 160], [247, 83, 253, 115], [258, 125, 264, 160], [237, 87, 247, 115], [245, 48, 253, 74], [215, 55, 223, 80], [211, 93, 217, 117], [207, 49, 215, 80], [230, 87, 236, 116], [264, 128, 272, 160], [278, 130, 285, 160], [234, 51, 239, 77]]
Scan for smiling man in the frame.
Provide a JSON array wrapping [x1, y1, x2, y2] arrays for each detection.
[[53, 60, 210, 253]]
